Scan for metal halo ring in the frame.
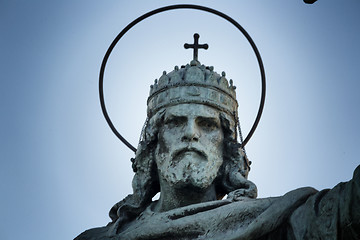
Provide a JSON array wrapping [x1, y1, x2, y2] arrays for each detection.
[[99, 4, 266, 152]]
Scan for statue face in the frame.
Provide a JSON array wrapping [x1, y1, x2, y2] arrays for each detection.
[[155, 104, 224, 190]]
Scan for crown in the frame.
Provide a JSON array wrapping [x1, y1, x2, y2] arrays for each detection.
[[147, 60, 238, 119]]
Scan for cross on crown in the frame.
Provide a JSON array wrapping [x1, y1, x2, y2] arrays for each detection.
[[184, 33, 208, 62]]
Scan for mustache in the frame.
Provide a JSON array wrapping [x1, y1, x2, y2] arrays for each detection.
[[171, 146, 207, 161]]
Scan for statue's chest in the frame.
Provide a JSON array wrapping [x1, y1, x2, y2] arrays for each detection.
[[119, 199, 272, 240]]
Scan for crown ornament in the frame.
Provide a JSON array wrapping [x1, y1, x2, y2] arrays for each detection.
[[147, 60, 238, 119], [147, 34, 238, 120]]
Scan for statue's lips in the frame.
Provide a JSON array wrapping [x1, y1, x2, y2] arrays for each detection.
[[172, 147, 207, 162]]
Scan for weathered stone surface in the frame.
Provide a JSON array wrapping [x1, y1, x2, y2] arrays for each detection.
[[75, 61, 360, 240]]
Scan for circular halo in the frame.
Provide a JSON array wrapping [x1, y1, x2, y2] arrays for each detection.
[[99, 4, 266, 153]]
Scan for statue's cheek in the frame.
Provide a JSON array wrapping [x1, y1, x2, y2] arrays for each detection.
[[156, 133, 170, 155], [207, 132, 224, 145]]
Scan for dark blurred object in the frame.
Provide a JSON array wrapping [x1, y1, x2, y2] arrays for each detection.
[[304, 0, 317, 3]]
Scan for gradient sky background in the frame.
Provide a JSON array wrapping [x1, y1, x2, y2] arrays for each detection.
[[1, 1, 359, 239]]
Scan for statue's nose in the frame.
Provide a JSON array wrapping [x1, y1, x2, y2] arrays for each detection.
[[181, 121, 200, 142]]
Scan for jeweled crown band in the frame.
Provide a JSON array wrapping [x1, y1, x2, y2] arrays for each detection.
[[147, 84, 238, 118], [147, 61, 239, 119]]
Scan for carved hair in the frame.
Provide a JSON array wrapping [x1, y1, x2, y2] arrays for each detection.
[[108, 108, 257, 230]]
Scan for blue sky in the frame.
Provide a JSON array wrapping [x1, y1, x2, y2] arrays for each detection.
[[1, 1, 359, 239]]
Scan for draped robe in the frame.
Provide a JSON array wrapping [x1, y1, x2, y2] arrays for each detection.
[[75, 165, 360, 240]]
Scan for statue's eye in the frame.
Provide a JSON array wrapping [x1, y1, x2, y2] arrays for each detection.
[[197, 118, 219, 131], [165, 117, 186, 127]]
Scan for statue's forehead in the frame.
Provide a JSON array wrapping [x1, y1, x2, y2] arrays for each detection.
[[164, 104, 220, 119]]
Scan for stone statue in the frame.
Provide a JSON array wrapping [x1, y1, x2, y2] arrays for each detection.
[[75, 34, 360, 240]]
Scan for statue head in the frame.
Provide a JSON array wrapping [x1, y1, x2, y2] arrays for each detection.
[[109, 60, 257, 226], [155, 103, 224, 191]]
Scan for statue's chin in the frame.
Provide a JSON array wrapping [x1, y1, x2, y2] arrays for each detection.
[[157, 154, 222, 191], [162, 169, 216, 190]]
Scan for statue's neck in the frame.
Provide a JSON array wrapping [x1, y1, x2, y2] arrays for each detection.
[[153, 179, 217, 212]]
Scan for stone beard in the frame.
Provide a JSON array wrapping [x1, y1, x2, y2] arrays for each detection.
[[155, 104, 224, 190]]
